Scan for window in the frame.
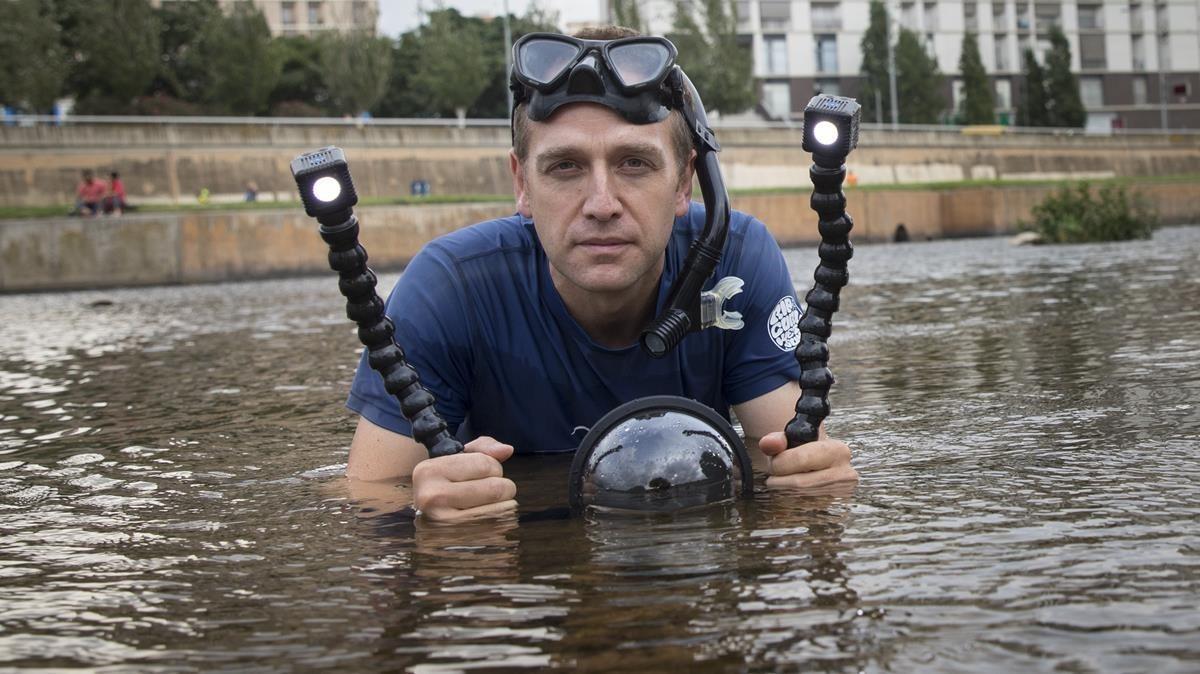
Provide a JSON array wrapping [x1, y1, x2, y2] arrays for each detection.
[[353, 1, 368, 25], [811, 3, 841, 31], [760, 1, 790, 31], [992, 1, 1006, 22], [1034, 3, 1060, 32], [1079, 34, 1106, 69], [1132, 35, 1145, 70], [1155, 3, 1168, 34], [901, 2, 918, 30], [1130, 3, 1143, 32], [1079, 77, 1104, 107], [995, 79, 1012, 108], [308, 1, 322, 25], [1077, 4, 1102, 29], [994, 34, 1009, 70], [1133, 76, 1148, 104], [281, 1, 295, 24], [762, 81, 791, 119], [735, 1, 752, 29], [815, 79, 841, 96], [965, 3, 978, 31], [815, 34, 838, 73], [764, 36, 789, 75], [1016, 3, 1030, 29], [923, 2, 938, 31]]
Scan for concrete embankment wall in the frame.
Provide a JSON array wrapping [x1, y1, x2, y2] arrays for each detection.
[[4, 180, 1198, 293], [3, 118, 1200, 206]]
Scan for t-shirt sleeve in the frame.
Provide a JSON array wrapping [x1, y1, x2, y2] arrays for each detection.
[[345, 243, 474, 438], [721, 215, 803, 405]]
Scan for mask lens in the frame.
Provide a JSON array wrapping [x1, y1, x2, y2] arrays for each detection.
[[608, 42, 671, 88], [519, 39, 580, 86]]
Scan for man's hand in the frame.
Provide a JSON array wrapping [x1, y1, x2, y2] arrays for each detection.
[[412, 436, 517, 522], [756, 429, 858, 489]]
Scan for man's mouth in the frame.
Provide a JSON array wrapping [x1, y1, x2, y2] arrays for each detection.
[[578, 238, 630, 254]]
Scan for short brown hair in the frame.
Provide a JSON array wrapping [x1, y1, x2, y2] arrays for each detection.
[[512, 25, 693, 177]]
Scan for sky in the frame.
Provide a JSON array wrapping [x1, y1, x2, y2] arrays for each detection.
[[378, 0, 603, 37]]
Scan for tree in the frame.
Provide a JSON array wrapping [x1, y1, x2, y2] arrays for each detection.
[[858, 0, 891, 124], [958, 32, 994, 124], [197, 2, 282, 115], [1016, 48, 1049, 126], [409, 9, 488, 124], [270, 35, 329, 114], [319, 31, 392, 115], [152, 0, 223, 105], [894, 29, 945, 123], [374, 33, 430, 117], [0, 0, 68, 111], [668, 0, 755, 115], [612, 0, 645, 32], [466, 10, 561, 119], [1043, 26, 1085, 127], [60, 0, 161, 113]]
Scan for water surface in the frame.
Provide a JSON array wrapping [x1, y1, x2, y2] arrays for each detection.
[[1, 226, 1198, 672]]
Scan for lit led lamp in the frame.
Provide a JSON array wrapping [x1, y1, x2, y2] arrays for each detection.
[[290, 147, 463, 458], [787, 95, 862, 448]]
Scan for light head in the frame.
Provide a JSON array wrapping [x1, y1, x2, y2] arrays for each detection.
[[290, 146, 359, 219], [801, 95, 862, 163]]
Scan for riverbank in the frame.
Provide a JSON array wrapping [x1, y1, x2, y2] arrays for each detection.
[[3, 178, 1198, 293]]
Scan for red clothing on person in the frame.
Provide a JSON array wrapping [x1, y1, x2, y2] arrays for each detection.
[[110, 177, 126, 201], [77, 179, 106, 203]]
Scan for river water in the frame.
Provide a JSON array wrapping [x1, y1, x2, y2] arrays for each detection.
[[1, 226, 1198, 672]]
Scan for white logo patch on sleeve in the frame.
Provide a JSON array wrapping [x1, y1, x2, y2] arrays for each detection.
[[767, 296, 803, 351]]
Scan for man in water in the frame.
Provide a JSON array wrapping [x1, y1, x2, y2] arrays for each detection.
[[346, 26, 858, 520]]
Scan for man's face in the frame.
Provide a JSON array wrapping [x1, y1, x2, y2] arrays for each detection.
[[511, 104, 693, 299]]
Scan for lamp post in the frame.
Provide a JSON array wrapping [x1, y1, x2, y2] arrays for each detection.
[[787, 95, 861, 447], [290, 146, 463, 459]]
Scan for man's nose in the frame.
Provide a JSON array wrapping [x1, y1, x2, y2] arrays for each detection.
[[582, 167, 622, 222]]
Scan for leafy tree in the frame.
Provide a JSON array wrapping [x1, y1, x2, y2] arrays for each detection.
[[197, 2, 282, 115], [0, 0, 68, 111], [269, 36, 328, 113], [374, 33, 430, 117], [467, 10, 561, 119], [668, 0, 755, 115], [319, 31, 392, 115], [958, 32, 994, 124], [858, 0, 892, 124], [1016, 48, 1049, 126], [152, 0, 222, 104], [894, 29, 944, 123], [61, 0, 161, 113], [612, 0, 645, 32], [409, 9, 489, 124], [1043, 26, 1085, 127]]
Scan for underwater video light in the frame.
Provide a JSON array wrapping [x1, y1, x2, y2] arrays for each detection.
[[801, 95, 861, 164], [290, 146, 359, 219]]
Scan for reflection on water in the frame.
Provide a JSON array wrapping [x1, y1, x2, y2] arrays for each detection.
[[1, 226, 1198, 671]]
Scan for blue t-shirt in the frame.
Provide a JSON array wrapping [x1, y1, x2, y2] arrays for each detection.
[[347, 201, 802, 454]]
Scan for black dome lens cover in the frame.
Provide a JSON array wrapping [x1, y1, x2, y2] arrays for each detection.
[[568, 396, 754, 512]]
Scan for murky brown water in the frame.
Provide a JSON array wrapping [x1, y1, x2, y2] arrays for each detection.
[[2, 226, 1198, 672]]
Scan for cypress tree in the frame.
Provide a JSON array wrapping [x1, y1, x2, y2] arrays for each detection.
[[1016, 48, 1049, 126], [958, 32, 995, 124], [894, 29, 945, 124], [1043, 26, 1086, 127], [858, 0, 891, 123]]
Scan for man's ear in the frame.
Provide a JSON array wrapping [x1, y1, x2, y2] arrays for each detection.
[[509, 150, 532, 218], [675, 148, 697, 217]]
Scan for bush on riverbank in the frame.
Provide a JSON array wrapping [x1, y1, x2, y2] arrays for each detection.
[[1022, 182, 1158, 243]]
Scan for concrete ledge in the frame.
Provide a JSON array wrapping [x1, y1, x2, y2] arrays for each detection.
[[4, 181, 1198, 293]]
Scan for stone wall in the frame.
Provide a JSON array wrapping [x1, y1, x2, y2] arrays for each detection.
[[3, 118, 1198, 207], [4, 180, 1197, 293]]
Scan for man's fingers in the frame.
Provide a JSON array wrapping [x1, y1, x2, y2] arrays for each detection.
[[766, 464, 859, 489], [768, 439, 852, 476], [423, 499, 519, 523], [463, 436, 515, 463], [416, 451, 505, 483], [435, 476, 517, 511]]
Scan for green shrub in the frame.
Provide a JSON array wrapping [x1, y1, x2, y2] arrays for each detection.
[[1023, 182, 1159, 243]]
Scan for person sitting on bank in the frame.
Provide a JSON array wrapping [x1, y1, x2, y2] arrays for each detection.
[[103, 171, 128, 215], [74, 170, 106, 217], [345, 26, 858, 521]]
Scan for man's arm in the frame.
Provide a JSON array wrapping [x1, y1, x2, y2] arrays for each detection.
[[732, 381, 858, 488], [347, 416, 518, 521]]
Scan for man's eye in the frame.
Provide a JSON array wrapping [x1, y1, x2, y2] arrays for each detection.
[[549, 161, 579, 173], [622, 157, 652, 170]]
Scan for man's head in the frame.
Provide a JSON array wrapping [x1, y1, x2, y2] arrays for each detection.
[[509, 26, 697, 302], [82, 170, 94, 182]]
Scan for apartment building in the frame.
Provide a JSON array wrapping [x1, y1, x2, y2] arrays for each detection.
[[618, 0, 1200, 129], [222, 0, 378, 36]]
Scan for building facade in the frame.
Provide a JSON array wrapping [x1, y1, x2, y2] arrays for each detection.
[[218, 0, 379, 36], [617, 0, 1200, 129]]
